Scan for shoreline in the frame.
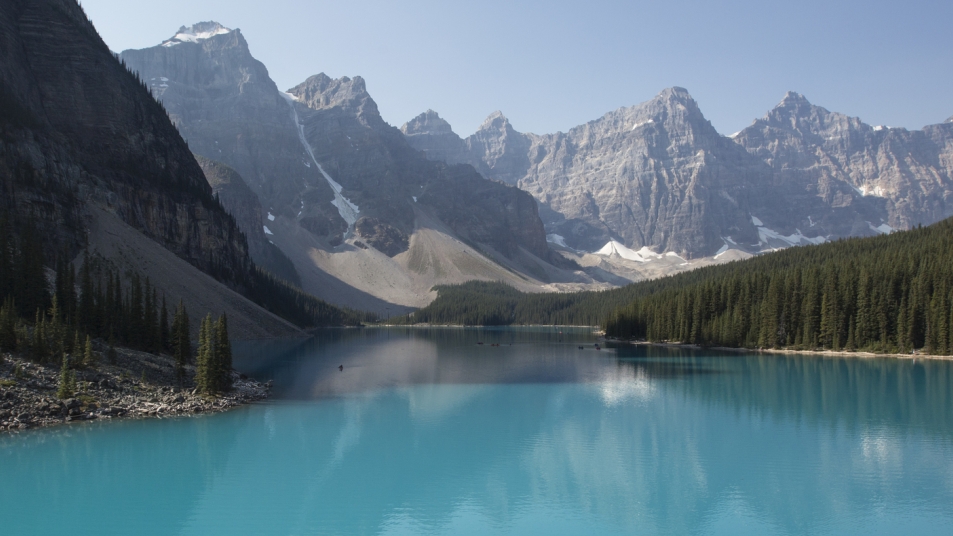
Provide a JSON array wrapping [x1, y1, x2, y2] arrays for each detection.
[[1, 347, 270, 434], [610, 339, 953, 361]]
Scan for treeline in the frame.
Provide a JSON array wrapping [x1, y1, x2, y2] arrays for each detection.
[[396, 217, 953, 356], [390, 280, 642, 327], [0, 242, 188, 362], [246, 267, 376, 327], [605, 220, 953, 355], [0, 222, 235, 394]]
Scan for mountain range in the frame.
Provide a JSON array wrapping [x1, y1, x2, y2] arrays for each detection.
[[402, 90, 953, 257], [12, 9, 947, 320], [121, 22, 616, 314]]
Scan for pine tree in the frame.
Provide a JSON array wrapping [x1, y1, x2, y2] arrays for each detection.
[[57, 354, 75, 399], [0, 297, 17, 351], [195, 314, 213, 393], [215, 314, 232, 392], [171, 301, 191, 383], [159, 296, 170, 353], [83, 335, 94, 366], [32, 309, 48, 362]]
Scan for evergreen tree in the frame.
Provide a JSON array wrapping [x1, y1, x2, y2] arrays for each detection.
[[171, 300, 191, 383], [214, 314, 232, 393], [57, 354, 75, 399], [159, 296, 170, 353], [83, 335, 94, 366], [0, 297, 17, 352], [194, 314, 213, 393]]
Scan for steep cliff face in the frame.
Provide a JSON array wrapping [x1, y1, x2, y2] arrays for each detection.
[[285, 74, 551, 261], [195, 155, 300, 284], [735, 92, 953, 232], [0, 1, 249, 283], [405, 89, 768, 256], [119, 23, 345, 259], [122, 26, 554, 269], [403, 90, 953, 257]]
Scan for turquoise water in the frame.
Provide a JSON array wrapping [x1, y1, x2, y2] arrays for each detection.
[[2, 327, 952, 535]]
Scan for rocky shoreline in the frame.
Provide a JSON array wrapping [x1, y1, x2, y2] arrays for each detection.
[[0, 345, 271, 434], [608, 338, 953, 361]]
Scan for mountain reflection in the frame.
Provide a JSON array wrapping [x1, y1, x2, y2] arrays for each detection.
[[2, 328, 951, 535]]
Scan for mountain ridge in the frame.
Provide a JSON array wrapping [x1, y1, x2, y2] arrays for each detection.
[[402, 88, 953, 257], [121, 23, 596, 313]]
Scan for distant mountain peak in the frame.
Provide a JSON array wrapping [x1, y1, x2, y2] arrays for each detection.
[[161, 21, 233, 48], [780, 91, 810, 105], [479, 111, 513, 131], [287, 73, 380, 123], [401, 110, 454, 136], [660, 86, 692, 99]]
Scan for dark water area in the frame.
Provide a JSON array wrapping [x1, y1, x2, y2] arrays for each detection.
[[2, 327, 951, 534]]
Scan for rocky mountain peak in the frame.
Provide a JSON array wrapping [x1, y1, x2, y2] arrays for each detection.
[[658, 86, 693, 102], [620, 86, 707, 132], [779, 91, 811, 107], [401, 110, 454, 136], [947, 115, 953, 123], [161, 21, 234, 48], [479, 111, 514, 133], [287, 73, 380, 122]]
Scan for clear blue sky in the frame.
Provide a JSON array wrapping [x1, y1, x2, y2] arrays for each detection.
[[83, 0, 951, 137]]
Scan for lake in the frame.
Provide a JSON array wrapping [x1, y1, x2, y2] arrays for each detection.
[[1, 327, 952, 535]]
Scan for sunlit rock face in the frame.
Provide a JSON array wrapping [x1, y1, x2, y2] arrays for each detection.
[[122, 24, 553, 264], [404, 91, 953, 258], [735, 92, 953, 234]]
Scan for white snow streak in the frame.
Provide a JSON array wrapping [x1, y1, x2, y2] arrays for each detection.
[[263, 225, 274, 235], [161, 25, 232, 47], [594, 241, 664, 263], [281, 92, 360, 233], [546, 234, 568, 248], [854, 184, 887, 198], [631, 119, 655, 131], [868, 222, 894, 234], [267, 212, 275, 221]]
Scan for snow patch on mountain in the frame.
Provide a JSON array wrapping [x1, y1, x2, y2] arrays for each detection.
[[595, 241, 665, 263], [854, 184, 887, 197], [631, 119, 654, 130], [281, 92, 361, 232], [868, 222, 894, 234], [162, 22, 232, 47], [546, 234, 569, 248]]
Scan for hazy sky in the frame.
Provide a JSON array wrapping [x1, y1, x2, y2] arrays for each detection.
[[82, 0, 951, 137]]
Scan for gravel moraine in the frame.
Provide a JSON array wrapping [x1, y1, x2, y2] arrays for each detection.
[[0, 346, 271, 434]]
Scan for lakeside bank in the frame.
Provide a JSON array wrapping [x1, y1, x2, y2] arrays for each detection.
[[0, 345, 270, 434], [609, 338, 953, 362]]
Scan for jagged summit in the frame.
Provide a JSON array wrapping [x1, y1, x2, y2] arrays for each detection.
[[401, 110, 454, 136], [779, 91, 811, 106], [479, 111, 514, 131], [658, 86, 693, 101], [286, 73, 381, 124], [161, 21, 233, 47]]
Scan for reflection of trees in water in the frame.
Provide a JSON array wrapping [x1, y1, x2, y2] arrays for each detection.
[[0, 414, 246, 534], [23, 329, 940, 534], [679, 354, 949, 438]]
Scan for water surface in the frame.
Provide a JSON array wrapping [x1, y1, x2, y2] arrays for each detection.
[[2, 327, 952, 535]]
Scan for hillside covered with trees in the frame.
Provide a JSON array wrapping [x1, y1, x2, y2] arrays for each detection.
[[396, 217, 953, 356]]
